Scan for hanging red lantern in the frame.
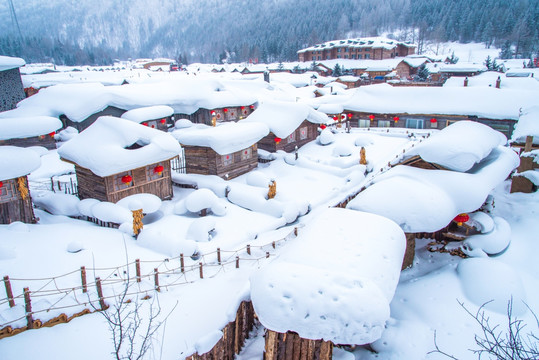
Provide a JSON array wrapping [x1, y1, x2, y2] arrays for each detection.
[[0, 181, 3, 188], [223, 108, 228, 113], [453, 213, 470, 226], [430, 118, 437, 123], [241, 106, 245, 110], [39, 135, 45, 140], [369, 114, 375, 121], [142, 122, 148, 126], [274, 137, 282, 144], [340, 114, 347, 121], [393, 116, 400, 122], [320, 124, 327, 130], [121, 175, 133, 184], [49, 132, 55, 138], [250, 105, 255, 110], [160, 118, 166, 124], [211, 110, 216, 116], [154, 165, 164, 175], [333, 115, 338, 121], [347, 113, 353, 119]]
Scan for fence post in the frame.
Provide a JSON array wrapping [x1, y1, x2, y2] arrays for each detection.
[[50, 177, 54, 192], [246, 245, 251, 255], [199, 263, 204, 279], [294, 227, 298, 237], [95, 277, 106, 311], [4, 276, 15, 308], [154, 268, 160, 292], [80, 267, 87, 293], [135, 259, 141, 283], [266, 252, 270, 258], [180, 254, 185, 273], [272, 241, 276, 249], [217, 248, 221, 265], [236, 256, 240, 269], [24, 287, 34, 329]]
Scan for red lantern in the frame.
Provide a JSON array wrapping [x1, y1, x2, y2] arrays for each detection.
[[142, 122, 148, 126], [160, 118, 166, 124], [320, 124, 327, 130], [340, 114, 346, 121], [154, 165, 164, 175], [274, 137, 282, 144], [250, 105, 255, 110], [347, 113, 353, 119], [453, 213, 470, 226], [333, 115, 338, 121], [241, 106, 245, 110], [393, 116, 400, 122], [369, 115, 375, 121], [430, 118, 437, 123], [121, 175, 133, 184], [211, 110, 216, 116], [49, 132, 55, 138], [0, 181, 3, 188], [223, 108, 228, 113]]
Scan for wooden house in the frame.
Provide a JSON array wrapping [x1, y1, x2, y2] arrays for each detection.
[[0, 146, 41, 224], [172, 122, 269, 180], [181, 104, 257, 126], [510, 106, 539, 193], [243, 101, 328, 153], [120, 105, 174, 131], [510, 136, 538, 193], [0, 56, 26, 112], [61, 105, 126, 132], [0, 116, 63, 150], [58, 116, 182, 203]]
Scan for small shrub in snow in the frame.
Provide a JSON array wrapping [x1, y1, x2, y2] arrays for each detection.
[[185, 189, 218, 213], [318, 129, 335, 145], [66, 241, 84, 253]]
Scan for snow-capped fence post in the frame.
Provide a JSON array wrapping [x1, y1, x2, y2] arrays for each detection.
[[23, 287, 34, 328], [3, 276, 15, 308], [199, 263, 204, 279], [50, 177, 54, 192], [180, 254, 185, 273], [95, 277, 106, 311], [236, 256, 240, 269], [217, 248, 221, 264], [154, 268, 160, 292], [464, 76, 469, 87], [246, 245, 251, 255], [294, 227, 298, 237], [272, 241, 276, 249], [266, 252, 270, 258], [135, 259, 141, 282], [80, 266, 87, 293], [360, 147, 367, 165], [495, 76, 501, 88]]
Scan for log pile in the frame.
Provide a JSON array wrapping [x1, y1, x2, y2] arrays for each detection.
[[263, 330, 333, 360]]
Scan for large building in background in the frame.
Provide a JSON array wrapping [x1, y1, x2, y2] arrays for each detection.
[[298, 37, 416, 62]]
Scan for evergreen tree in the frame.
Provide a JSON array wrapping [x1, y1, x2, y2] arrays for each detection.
[[484, 55, 492, 70], [417, 64, 430, 81], [492, 59, 499, 72], [500, 41, 513, 59], [447, 52, 459, 64], [333, 63, 342, 77]]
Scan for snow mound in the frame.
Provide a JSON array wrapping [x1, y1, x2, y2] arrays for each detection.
[[354, 135, 374, 147], [457, 258, 527, 315], [318, 129, 335, 145], [33, 192, 81, 217], [462, 217, 511, 256], [467, 211, 495, 233], [66, 241, 84, 253], [246, 171, 271, 188], [7, 221, 30, 232], [175, 119, 193, 129], [77, 198, 100, 217], [332, 144, 353, 157], [117, 194, 162, 214], [186, 217, 216, 242], [121, 105, 174, 123], [91, 202, 132, 224], [185, 189, 219, 213], [0, 146, 42, 180], [137, 225, 199, 258]]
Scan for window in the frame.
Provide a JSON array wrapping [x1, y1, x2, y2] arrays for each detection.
[[317, 56, 321, 60], [344, 48, 348, 52], [0, 179, 17, 203], [357, 54, 362, 59], [405, 119, 424, 129], [358, 119, 370, 128], [344, 55, 348, 59], [299, 127, 308, 140], [241, 147, 252, 160], [365, 48, 371, 52], [364, 54, 370, 59], [358, 48, 362, 52], [146, 163, 164, 182], [378, 120, 391, 128], [287, 131, 296, 143], [350, 55, 355, 59], [337, 48, 342, 52], [114, 171, 133, 191], [337, 55, 341, 59], [222, 154, 233, 166]]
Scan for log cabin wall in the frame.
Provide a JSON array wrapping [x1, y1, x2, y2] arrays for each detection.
[[190, 106, 256, 126], [1, 135, 57, 150], [258, 121, 318, 153], [263, 330, 333, 360], [183, 146, 218, 175], [183, 145, 258, 180], [0, 176, 36, 224], [186, 301, 255, 360], [75, 160, 174, 203], [63, 106, 126, 132]]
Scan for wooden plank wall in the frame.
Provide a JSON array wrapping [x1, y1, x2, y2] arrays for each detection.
[[75, 165, 108, 202], [183, 145, 258, 180], [258, 121, 319, 153], [263, 330, 333, 360], [1, 136, 57, 150], [0, 177, 36, 224], [186, 300, 255, 360]]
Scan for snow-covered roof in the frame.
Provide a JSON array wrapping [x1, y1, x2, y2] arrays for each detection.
[[347, 146, 519, 233], [298, 37, 415, 53], [58, 116, 182, 177], [0, 55, 25, 72], [343, 83, 538, 120], [243, 101, 328, 138], [250, 207, 405, 345], [4, 79, 258, 122], [402, 57, 430, 68], [121, 105, 174, 123], [440, 63, 486, 73], [404, 121, 507, 172], [316, 103, 344, 115], [172, 122, 269, 155], [0, 116, 63, 140], [0, 146, 41, 180], [512, 105, 539, 144]]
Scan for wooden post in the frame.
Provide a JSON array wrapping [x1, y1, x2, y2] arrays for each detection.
[[199, 262, 203, 279], [217, 248, 221, 264], [135, 259, 141, 282], [154, 268, 160, 292], [524, 135, 533, 152], [95, 277, 106, 310], [4, 276, 15, 308], [180, 254, 185, 273], [236, 256, 240, 268], [294, 227, 298, 237], [246, 245, 251, 255], [266, 252, 270, 258], [272, 241, 276, 249], [80, 267, 87, 293], [24, 287, 34, 329]]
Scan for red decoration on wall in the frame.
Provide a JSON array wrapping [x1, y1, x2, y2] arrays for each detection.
[[393, 116, 400, 122], [333, 115, 338, 121], [154, 165, 164, 175], [223, 108, 229, 113], [142, 122, 148, 126], [211, 110, 216, 116], [241, 106, 245, 110], [274, 137, 282, 144], [250, 105, 255, 110], [160, 118, 166, 124], [320, 124, 327, 130], [430, 118, 437, 123], [121, 175, 133, 184], [0, 181, 3, 188], [369, 115, 375, 121], [453, 213, 470, 226], [49, 132, 55, 137], [347, 113, 353, 119]]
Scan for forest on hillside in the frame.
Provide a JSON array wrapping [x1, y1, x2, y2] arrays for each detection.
[[0, 0, 537, 65]]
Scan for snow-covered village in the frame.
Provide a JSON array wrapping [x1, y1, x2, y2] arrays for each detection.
[[1, 1, 539, 360]]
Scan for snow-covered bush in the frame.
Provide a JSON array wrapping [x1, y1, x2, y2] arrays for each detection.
[[318, 128, 335, 145]]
